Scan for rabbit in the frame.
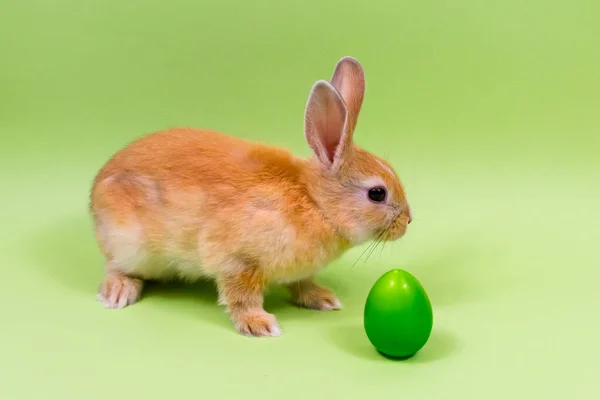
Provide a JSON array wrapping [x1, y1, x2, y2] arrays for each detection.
[[89, 56, 412, 337]]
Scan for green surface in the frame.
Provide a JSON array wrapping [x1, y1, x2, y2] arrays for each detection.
[[1, 1, 599, 399], [364, 269, 433, 358]]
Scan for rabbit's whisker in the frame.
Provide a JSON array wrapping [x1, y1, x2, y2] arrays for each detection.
[[352, 237, 379, 268], [352, 218, 396, 267]]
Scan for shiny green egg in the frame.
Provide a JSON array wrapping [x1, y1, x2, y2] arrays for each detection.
[[364, 269, 433, 358]]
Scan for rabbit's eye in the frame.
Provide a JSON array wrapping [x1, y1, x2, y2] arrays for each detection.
[[368, 187, 387, 203]]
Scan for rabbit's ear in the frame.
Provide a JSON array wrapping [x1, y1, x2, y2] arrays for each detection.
[[330, 56, 365, 135], [304, 80, 350, 169]]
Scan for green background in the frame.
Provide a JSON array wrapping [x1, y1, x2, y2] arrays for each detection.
[[1, 1, 598, 399]]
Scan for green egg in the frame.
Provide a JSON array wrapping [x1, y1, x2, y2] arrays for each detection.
[[363, 269, 433, 358]]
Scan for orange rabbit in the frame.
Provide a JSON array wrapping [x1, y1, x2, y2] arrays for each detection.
[[89, 56, 412, 337]]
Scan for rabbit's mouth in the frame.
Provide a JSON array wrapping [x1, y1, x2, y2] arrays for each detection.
[[381, 214, 410, 242]]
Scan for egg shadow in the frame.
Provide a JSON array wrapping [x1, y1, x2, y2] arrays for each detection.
[[329, 321, 461, 363], [402, 328, 462, 364]]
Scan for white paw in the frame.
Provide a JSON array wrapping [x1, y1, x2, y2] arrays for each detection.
[[317, 296, 343, 310], [97, 274, 143, 309], [235, 311, 282, 337], [295, 291, 343, 311]]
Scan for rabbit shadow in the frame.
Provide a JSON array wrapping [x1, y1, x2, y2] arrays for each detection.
[[24, 214, 104, 295], [142, 279, 296, 314], [139, 280, 299, 330]]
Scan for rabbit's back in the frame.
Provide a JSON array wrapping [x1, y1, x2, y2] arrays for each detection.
[[93, 128, 256, 187]]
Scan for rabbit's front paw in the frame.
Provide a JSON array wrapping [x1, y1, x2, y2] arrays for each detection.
[[97, 271, 144, 309], [288, 280, 343, 311], [234, 310, 282, 337]]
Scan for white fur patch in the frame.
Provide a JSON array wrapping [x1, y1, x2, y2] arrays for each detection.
[[99, 220, 146, 270], [352, 224, 374, 245], [361, 176, 387, 189]]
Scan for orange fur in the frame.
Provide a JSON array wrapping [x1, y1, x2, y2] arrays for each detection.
[[89, 56, 412, 337]]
